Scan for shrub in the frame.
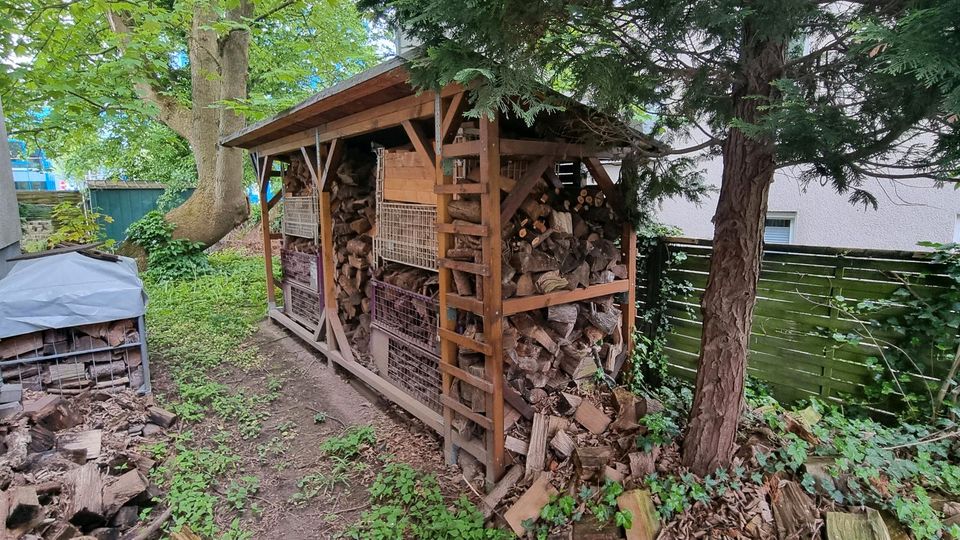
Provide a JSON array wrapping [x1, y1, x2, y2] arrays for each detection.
[[126, 210, 210, 281]]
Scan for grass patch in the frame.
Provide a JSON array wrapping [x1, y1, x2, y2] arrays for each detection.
[[144, 251, 277, 537]]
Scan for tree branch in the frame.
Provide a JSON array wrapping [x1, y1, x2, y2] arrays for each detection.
[[106, 9, 194, 143]]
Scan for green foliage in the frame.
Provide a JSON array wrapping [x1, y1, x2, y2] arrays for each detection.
[[320, 425, 376, 459], [823, 242, 960, 419], [225, 476, 261, 511], [126, 211, 210, 281], [345, 463, 508, 539], [2, 0, 375, 185], [144, 252, 276, 536], [46, 201, 114, 249]]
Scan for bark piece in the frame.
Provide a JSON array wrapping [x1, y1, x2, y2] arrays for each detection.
[[504, 472, 557, 536], [536, 271, 568, 293], [103, 469, 149, 517], [574, 446, 614, 480], [147, 407, 177, 428], [481, 465, 523, 519], [617, 489, 661, 540], [6, 486, 41, 529], [825, 510, 891, 540], [549, 430, 575, 459], [547, 304, 578, 324], [574, 401, 611, 435], [66, 463, 105, 529], [58, 430, 103, 460], [525, 413, 550, 481], [771, 480, 818, 540]]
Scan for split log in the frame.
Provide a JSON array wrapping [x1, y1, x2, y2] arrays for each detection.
[[549, 430, 575, 459], [574, 401, 611, 435], [825, 510, 891, 540], [574, 446, 614, 480], [448, 200, 482, 223], [524, 413, 550, 481], [66, 463, 105, 529], [57, 430, 102, 460], [771, 480, 818, 540], [481, 465, 523, 519], [6, 486, 41, 529], [617, 489, 661, 540], [147, 407, 177, 428], [504, 472, 557, 536], [103, 470, 149, 517]]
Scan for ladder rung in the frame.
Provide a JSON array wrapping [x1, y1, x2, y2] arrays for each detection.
[[450, 430, 488, 464], [439, 327, 493, 356], [439, 259, 490, 276], [435, 183, 487, 195], [446, 293, 483, 315], [441, 395, 494, 430], [440, 362, 494, 394], [437, 222, 488, 236]]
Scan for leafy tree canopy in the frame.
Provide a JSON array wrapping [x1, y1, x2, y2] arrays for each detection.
[[1, 0, 378, 184], [366, 0, 958, 207]]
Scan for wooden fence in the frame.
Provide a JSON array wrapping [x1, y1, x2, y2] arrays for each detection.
[[639, 237, 953, 409]]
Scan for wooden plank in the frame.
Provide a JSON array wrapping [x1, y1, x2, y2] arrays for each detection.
[[500, 139, 591, 158], [317, 92, 436, 143], [268, 309, 443, 432], [449, 429, 488, 464], [504, 473, 557, 536], [438, 327, 493, 356], [443, 140, 482, 157], [480, 114, 506, 482], [440, 395, 493, 430], [251, 129, 317, 157], [437, 222, 488, 236], [439, 362, 494, 394], [481, 464, 522, 519], [525, 413, 549, 481], [438, 258, 491, 276], [258, 155, 277, 308], [617, 490, 661, 540], [503, 280, 630, 315], [500, 154, 553, 223], [402, 120, 436, 170], [434, 183, 487, 195], [622, 224, 637, 357], [446, 293, 484, 314]]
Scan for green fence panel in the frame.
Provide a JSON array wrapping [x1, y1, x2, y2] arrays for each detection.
[[88, 185, 193, 242], [640, 237, 951, 414]]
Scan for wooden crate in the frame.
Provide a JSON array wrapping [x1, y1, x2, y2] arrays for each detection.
[[382, 150, 435, 205]]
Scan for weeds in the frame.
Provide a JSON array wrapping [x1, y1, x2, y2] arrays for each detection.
[[320, 425, 376, 458]]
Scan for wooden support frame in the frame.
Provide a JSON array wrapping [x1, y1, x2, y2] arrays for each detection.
[[583, 157, 625, 218], [319, 138, 343, 192], [500, 154, 553, 223], [402, 119, 436, 170], [257, 153, 277, 308]]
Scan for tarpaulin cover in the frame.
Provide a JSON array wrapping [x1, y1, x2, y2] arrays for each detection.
[[0, 252, 147, 339]]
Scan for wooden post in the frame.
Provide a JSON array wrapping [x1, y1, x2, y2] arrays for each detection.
[[622, 223, 638, 359], [480, 114, 505, 483], [318, 142, 337, 349], [435, 94, 458, 464], [258, 154, 277, 309]]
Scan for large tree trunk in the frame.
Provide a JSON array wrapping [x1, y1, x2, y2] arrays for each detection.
[[164, 1, 252, 246], [681, 29, 785, 476]]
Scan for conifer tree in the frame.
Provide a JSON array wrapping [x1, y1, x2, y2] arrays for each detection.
[[364, 0, 959, 474]]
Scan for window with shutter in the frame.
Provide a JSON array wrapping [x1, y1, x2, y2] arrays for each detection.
[[764, 214, 795, 244]]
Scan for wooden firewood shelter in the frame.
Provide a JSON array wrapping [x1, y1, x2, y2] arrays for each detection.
[[222, 54, 650, 484]]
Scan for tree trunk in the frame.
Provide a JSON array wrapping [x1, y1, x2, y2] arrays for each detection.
[[681, 29, 785, 476], [164, 1, 252, 247]]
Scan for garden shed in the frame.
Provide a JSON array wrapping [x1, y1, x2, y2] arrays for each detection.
[[221, 54, 654, 483]]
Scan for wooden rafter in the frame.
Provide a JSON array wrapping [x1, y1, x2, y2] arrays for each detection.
[[402, 120, 436, 170], [300, 146, 319, 184], [319, 138, 343, 192], [439, 92, 468, 145], [499, 154, 553, 223], [583, 157, 625, 218]]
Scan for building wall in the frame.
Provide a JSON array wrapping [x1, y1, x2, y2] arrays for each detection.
[[0, 98, 22, 274], [610, 157, 960, 251]]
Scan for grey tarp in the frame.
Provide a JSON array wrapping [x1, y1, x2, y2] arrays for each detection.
[[0, 252, 147, 339]]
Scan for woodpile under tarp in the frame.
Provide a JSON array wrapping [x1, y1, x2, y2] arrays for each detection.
[[0, 387, 174, 538], [331, 149, 376, 355]]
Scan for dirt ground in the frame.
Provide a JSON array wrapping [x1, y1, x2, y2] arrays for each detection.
[[153, 319, 471, 539]]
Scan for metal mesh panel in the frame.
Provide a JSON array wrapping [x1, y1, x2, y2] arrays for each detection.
[[371, 279, 439, 353], [387, 337, 442, 413], [280, 249, 322, 291], [374, 202, 438, 270], [0, 317, 149, 394], [282, 196, 318, 239], [284, 281, 323, 330]]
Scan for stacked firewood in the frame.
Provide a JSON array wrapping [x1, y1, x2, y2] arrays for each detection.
[[0, 320, 145, 396], [285, 236, 318, 254], [330, 151, 376, 354], [282, 154, 312, 196], [0, 388, 174, 538], [377, 264, 439, 297]]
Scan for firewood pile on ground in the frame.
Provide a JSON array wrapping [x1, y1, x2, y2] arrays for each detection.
[[0, 386, 175, 539]]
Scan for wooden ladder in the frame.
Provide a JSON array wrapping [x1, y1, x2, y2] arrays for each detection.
[[434, 94, 506, 484]]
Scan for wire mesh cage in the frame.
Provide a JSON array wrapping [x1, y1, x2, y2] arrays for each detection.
[[371, 279, 439, 354], [374, 202, 438, 271], [283, 281, 323, 331], [280, 249, 322, 291], [282, 196, 318, 239], [0, 316, 151, 395], [387, 336, 442, 414]]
